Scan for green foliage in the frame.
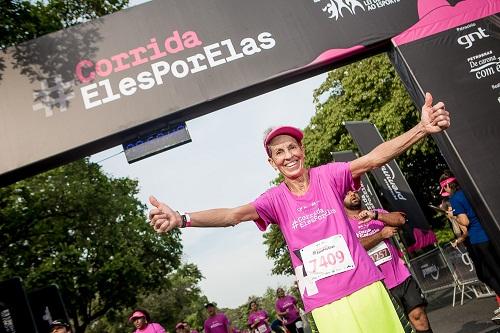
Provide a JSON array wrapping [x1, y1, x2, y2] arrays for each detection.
[[0, 0, 129, 49], [139, 263, 208, 332], [86, 263, 208, 333], [0, 159, 182, 333], [263, 54, 449, 276]]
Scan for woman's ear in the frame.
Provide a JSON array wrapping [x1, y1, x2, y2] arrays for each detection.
[[268, 157, 278, 171]]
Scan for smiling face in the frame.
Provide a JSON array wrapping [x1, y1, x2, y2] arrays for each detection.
[[276, 288, 285, 298], [267, 135, 305, 180]]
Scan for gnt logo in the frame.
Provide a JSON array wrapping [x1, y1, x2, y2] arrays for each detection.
[[457, 27, 490, 49], [313, 0, 365, 21]]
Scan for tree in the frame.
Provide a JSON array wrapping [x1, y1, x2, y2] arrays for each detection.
[[263, 54, 448, 275], [87, 263, 209, 333], [139, 263, 209, 332], [0, 0, 129, 49], [0, 159, 182, 333]]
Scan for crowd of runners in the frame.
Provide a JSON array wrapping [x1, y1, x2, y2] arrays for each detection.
[[122, 290, 304, 333]]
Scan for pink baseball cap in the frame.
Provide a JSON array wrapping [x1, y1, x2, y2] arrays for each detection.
[[128, 310, 146, 322], [263, 126, 304, 157], [175, 322, 185, 329], [439, 177, 456, 197]]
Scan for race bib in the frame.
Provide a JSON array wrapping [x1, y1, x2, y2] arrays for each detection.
[[368, 241, 392, 266], [257, 324, 267, 333], [300, 234, 355, 281]]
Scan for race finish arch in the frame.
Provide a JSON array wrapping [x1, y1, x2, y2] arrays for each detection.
[[0, 1, 499, 234]]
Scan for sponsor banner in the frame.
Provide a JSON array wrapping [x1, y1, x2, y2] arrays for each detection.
[[390, 13, 500, 239], [344, 121, 430, 229], [28, 285, 70, 333], [332, 150, 382, 210], [0, 0, 474, 185], [0, 277, 37, 333]]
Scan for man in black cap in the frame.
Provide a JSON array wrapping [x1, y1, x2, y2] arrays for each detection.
[[49, 319, 71, 333]]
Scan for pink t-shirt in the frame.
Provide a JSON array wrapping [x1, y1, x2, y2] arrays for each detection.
[[247, 310, 270, 333], [275, 295, 300, 324], [252, 162, 383, 312], [350, 209, 410, 289], [133, 323, 166, 333], [204, 313, 230, 333]]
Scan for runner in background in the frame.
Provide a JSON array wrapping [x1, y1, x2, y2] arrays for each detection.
[[128, 309, 166, 333], [248, 300, 271, 333], [204, 303, 232, 333], [275, 288, 303, 333], [149, 93, 450, 332], [344, 191, 432, 333]]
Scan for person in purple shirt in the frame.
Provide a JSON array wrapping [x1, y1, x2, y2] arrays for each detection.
[[275, 288, 303, 333], [344, 191, 432, 333], [247, 301, 270, 333], [148, 93, 450, 332], [204, 303, 232, 333]]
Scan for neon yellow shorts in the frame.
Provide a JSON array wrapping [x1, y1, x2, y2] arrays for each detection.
[[311, 281, 404, 333]]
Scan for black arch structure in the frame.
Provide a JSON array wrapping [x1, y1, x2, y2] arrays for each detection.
[[0, 0, 499, 238]]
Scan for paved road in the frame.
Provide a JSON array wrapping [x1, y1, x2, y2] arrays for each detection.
[[426, 288, 500, 333]]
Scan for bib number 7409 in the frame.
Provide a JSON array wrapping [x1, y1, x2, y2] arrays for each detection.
[[300, 234, 355, 281]]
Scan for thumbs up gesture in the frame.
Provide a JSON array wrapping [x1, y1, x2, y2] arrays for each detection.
[[148, 195, 181, 233], [420, 92, 450, 134]]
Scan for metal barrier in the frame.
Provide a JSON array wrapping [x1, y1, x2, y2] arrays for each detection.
[[441, 243, 495, 306], [409, 247, 456, 295], [409, 244, 495, 307]]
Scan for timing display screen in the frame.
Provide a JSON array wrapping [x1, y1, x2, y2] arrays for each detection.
[[122, 122, 191, 163]]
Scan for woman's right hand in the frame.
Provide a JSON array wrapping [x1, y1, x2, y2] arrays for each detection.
[[149, 196, 181, 233]]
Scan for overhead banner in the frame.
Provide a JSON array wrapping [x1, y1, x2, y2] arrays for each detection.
[[1, 0, 497, 185], [344, 121, 430, 230], [391, 7, 500, 238], [332, 150, 382, 211]]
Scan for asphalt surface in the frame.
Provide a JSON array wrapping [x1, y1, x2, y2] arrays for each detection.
[[426, 288, 500, 333]]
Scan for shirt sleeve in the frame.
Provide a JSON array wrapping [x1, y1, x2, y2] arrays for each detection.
[[204, 322, 210, 333], [324, 162, 360, 197], [251, 189, 277, 231]]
